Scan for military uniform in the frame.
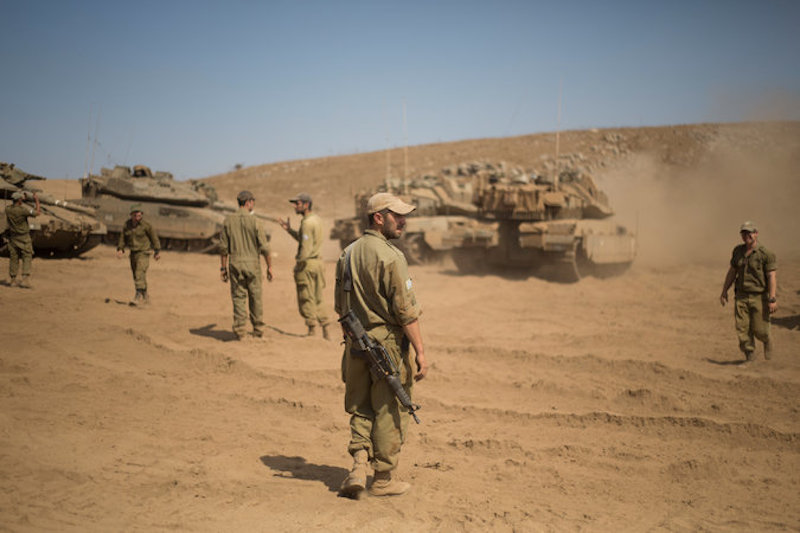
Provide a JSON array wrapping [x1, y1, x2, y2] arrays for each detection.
[[220, 209, 271, 338], [334, 229, 421, 472], [287, 212, 329, 329], [729, 242, 777, 356], [117, 219, 160, 293], [5, 203, 39, 280]]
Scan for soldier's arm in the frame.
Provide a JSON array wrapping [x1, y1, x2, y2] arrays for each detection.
[[148, 224, 161, 256], [117, 226, 126, 254], [720, 265, 736, 306], [402, 319, 428, 381], [767, 270, 777, 313], [33, 193, 41, 216], [295, 218, 313, 262]]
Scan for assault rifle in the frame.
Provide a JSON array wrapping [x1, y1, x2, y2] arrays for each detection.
[[339, 309, 421, 423]]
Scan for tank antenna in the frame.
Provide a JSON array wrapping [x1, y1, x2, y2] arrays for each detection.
[[403, 99, 409, 195], [554, 79, 562, 190]]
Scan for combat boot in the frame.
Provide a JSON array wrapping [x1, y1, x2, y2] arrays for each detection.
[[134, 289, 144, 303], [307, 325, 316, 337], [8, 277, 19, 287], [322, 324, 331, 340], [369, 470, 411, 497], [18, 275, 31, 288], [339, 449, 369, 498], [141, 289, 150, 304]]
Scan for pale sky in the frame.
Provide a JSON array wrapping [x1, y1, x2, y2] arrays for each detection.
[[2, 0, 798, 180]]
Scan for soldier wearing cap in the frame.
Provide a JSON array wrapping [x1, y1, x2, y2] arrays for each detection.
[[720, 221, 778, 363], [116, 204, 161, 303], [335, 192, 429, 498], [5, 190, 40, 287], [279, 192, 330, 338], [220, 190, 273, 340]]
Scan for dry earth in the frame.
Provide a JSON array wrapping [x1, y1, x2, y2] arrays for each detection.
[[2, 122, 800, 532]]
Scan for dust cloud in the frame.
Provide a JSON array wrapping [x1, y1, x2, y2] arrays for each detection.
[[599, 123, 800, 268]]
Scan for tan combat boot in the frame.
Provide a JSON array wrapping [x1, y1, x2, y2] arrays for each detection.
[[307, 325, 316, 337], [19, 275, 32, 288], [339, 449, 369, 498], [322, 324, 331, 340], [369, 469, 410, 497]]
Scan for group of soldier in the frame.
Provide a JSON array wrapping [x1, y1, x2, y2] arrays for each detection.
[[4, 185, 779, 499]]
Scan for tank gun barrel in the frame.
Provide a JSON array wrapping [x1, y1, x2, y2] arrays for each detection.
[[210, 201, 280, 224]]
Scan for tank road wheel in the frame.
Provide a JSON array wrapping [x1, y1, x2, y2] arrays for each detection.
[[398, 233, 433, 265], [537, 241, 583, 283]]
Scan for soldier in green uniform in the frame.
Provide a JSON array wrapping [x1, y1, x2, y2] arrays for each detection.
[[4, 191, 40, 287], [116, 204, 161, 303], [720, 221, 778, 363], [335, 192, 429, 498], [279, 192, 330, 338], [220, 190, 273, 340]]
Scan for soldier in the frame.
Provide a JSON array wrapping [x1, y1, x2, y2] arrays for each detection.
[[116, 204, 161, 303], [220, 190, 273, 340], [335, 192, 429, 498], [5, 190, 40, 287], [279, 192, 330, 338], [720, 221, 778, 363]]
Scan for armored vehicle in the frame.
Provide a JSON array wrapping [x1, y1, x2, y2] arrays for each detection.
[[78, 165, 275, 253], [1, 162, 107, 257], [330, 170, 496, 265], [450, 163, 636, 281]]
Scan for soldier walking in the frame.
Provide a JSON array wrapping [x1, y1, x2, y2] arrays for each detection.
[[720, 221, 778, 363], [220, 190, 273, 340], [116, 204, 161, 303], [335, 192, 429, 498], [5, 191, 40, 287], [279, 193, 330, 338]]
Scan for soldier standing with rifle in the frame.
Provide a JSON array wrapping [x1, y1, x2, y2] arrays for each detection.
[[5, 190, 40, 287], [116, 204, 161, 304], [335, 192, 429, 498]]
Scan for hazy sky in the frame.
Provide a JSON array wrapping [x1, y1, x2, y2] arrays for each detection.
[[2, 0, 798, 180]]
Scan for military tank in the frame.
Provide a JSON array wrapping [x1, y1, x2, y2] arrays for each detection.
[[1, 162, 107, 257], [450, 162, 636, 282], [78, 165, 276, 253], [330, 169, 496, 265]]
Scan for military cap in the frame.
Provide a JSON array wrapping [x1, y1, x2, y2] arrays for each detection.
[[237, 190, 255, 203], [11, 191, 23, 200], [130, 203, 143, 213], [288, 192, 312, 204], [739, 221, 758, 233], [366, 192, 415, 215]]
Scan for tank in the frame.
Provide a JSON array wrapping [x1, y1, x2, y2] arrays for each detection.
[[1, 162, 107, 257], [450, 162, 636, 282], [330, 170, 496, 265], [78, 165, 276, 253]]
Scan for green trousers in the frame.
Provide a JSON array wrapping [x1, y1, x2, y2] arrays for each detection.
[[294, 259, 329, 327], [7, 234, 33, 278], [343, 330, 413, 472], [229, 261, 264, 337], [129, 251, 150, 290], [734, 292, 771, 355]]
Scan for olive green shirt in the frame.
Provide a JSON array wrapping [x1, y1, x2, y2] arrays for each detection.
[[730, 243, 776, 295], [117, 219, 160, 253], [4, 204, 39, 235], [220, 209, 270, 264], [288, 212, 323, 263], [335, 229, 421, 337]]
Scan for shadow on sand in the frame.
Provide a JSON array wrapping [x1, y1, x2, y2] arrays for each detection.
[[190, 323, 309, 342], [706, 357, 748, 366], [773, 314, 800, 331], [260, 455, 347, 493]]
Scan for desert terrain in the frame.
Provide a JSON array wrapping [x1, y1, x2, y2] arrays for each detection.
[[2, 122, 799, 531]]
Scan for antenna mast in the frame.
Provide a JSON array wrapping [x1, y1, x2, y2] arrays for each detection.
[[403, 100, 409, 194], [554, 79, 562, 189]]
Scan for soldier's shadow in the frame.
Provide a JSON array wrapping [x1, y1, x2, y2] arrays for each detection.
[[259, 455, 347, 492], [189, 324, 239, 342], [773, 314, 800, 331]]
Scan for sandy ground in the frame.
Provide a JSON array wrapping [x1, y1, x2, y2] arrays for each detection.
[[3, 122, 800, 531], [1, 230, 799, 531]]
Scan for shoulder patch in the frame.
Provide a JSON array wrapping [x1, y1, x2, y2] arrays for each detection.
[[406, 278, 413, 290]]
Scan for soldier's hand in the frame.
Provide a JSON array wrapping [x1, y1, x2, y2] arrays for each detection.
[[116, 249, 124, 259], [414, 352, 429, 381], [154, 251, 161, 261], [220, 268, 228, 283], [768, 301, 778, 314], [719, 293, 728, 306], [266, 267, 273, 282], [279, 217, 290, 231]]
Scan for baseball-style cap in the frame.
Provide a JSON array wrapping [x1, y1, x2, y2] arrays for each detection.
[[366, 192, 415, 215], [130, 203, 143, 213], [288, 192, 312, 204], [740, 221, 758, 233], [11, 191, 23, 200], [237, 190, 255, 203]]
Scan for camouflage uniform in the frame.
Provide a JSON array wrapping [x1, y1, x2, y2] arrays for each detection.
[[730, 243, 777, 356], [117, 219, 160, 291], [334, 229, 421, 472], [287, 212, 328, 328], [220, 209, 271, 338], [4, 203, 39, 279]]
